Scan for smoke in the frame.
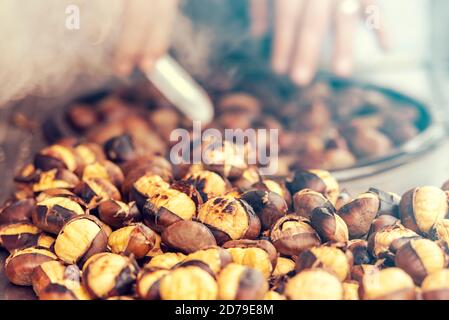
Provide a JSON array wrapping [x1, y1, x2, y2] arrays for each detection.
[[0, 0, 122, 104], [0, 0, 256, 106], [171, 13, 213, 79]]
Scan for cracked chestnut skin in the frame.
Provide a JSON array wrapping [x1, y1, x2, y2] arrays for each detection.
[[32, 196, 85, 234], [197, 195, 261, 245], [369, 188, 401, 217], [32, 169, 80, 193], [400, 186, 448, 236], [359, 267, 416, 300], [159, 265, 218, 300], [0, 198, 35, 225], [130, 173, 170, 210], [183, 246, 232, 274], [223, 239, 278, 278], [296, 246, 352, 281], [270, 215, 321, 256], [368, 215, 400, 237], [162, 220, 216, 254], [142, 185, 197, 233], [287, 170, 339, 205], [338, 191, 380, 239], [34, 145, 78, 173], [217, 263, 268, 300], [108, 223, 157, 259], [184, 170, 228, 202], [394, 238, 446, 285], [54, 215, 108, 266], [347, 240, 373, 265], [367, 223, 418, 259], [92, 200, 141, 229], [145, 252, 186, 270], [311, 205, 349, 243], [31, 260, 82, 297], [240, 190, 288, 230], [74, 177, 122, 207], [294, 189, 332, 219], [79, 160, 124, 188], [38, 282, 91, 300], [5, 246, 57, 286], [0, 223, 42, 252], [285, 269, 343, 300], [82, 252, 139, 299], [136, 268, 170, 300]]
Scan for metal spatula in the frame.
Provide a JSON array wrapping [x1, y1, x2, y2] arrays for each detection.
[[145, 55, 214, 123]]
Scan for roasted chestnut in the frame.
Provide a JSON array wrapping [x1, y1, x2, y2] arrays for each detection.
[[0, 198, 35, 225], [359, 267, 416, 300], [311, 206, 349, 243], [368, 224, 418, 259], [272, 257, 295, 276], [338, 191, 380, 239], [285, 269, 343, 300], [269, 215, 320, 256], [197, 195, 261, 244], [343, 281, 360, 300], [142, 186, 197, 233], [32, 260, 82, 296], [287, 170, 339, 205], [293, 189, 332, 219], [421, 269, 449, 300], [32, 196, 85, 234], [184, 170, 227, 201], [93, 200, 141, 229], [0, 223, 42, 252], [103, 134, 136, 163], [161, 220, 216, 254], [223, 239, 277, 278], [82, 252, 139, 299], [74, 178, 121, 207], [347, 240, 372, 265], [159, 265, 218, 300], [368, 215, 400, 236], [217, 263, 268, 300], [108, 223, 157, 259], [145, 252, 186, 270], [34, 145, 78, 172], [400, 186, 448, 235], [5, 246, 57, 286], [54, 215, 108, 265], [184, 247, 232, 274], [136, 268, 170, 300], [395, 238, 446, 285], [240, 190, 288, 230], [295, 246, 352, 281]]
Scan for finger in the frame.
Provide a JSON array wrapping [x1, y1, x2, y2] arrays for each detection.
[[362, 0, 389, 50], [332, 0, 359, 77], [291, 0, 332, 85], [114, 0, 150, 76], [250, 0, 270, 38], [139, 0, 179, 72], [271, 0, 304, 74]]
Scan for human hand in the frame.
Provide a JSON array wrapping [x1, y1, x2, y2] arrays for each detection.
[[250, 0, 388, 85], [114, 0, 179, 76]]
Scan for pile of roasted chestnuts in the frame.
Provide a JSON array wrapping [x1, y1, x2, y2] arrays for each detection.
[[1, 127, 449, 300], [61, 81, 422, 174]]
